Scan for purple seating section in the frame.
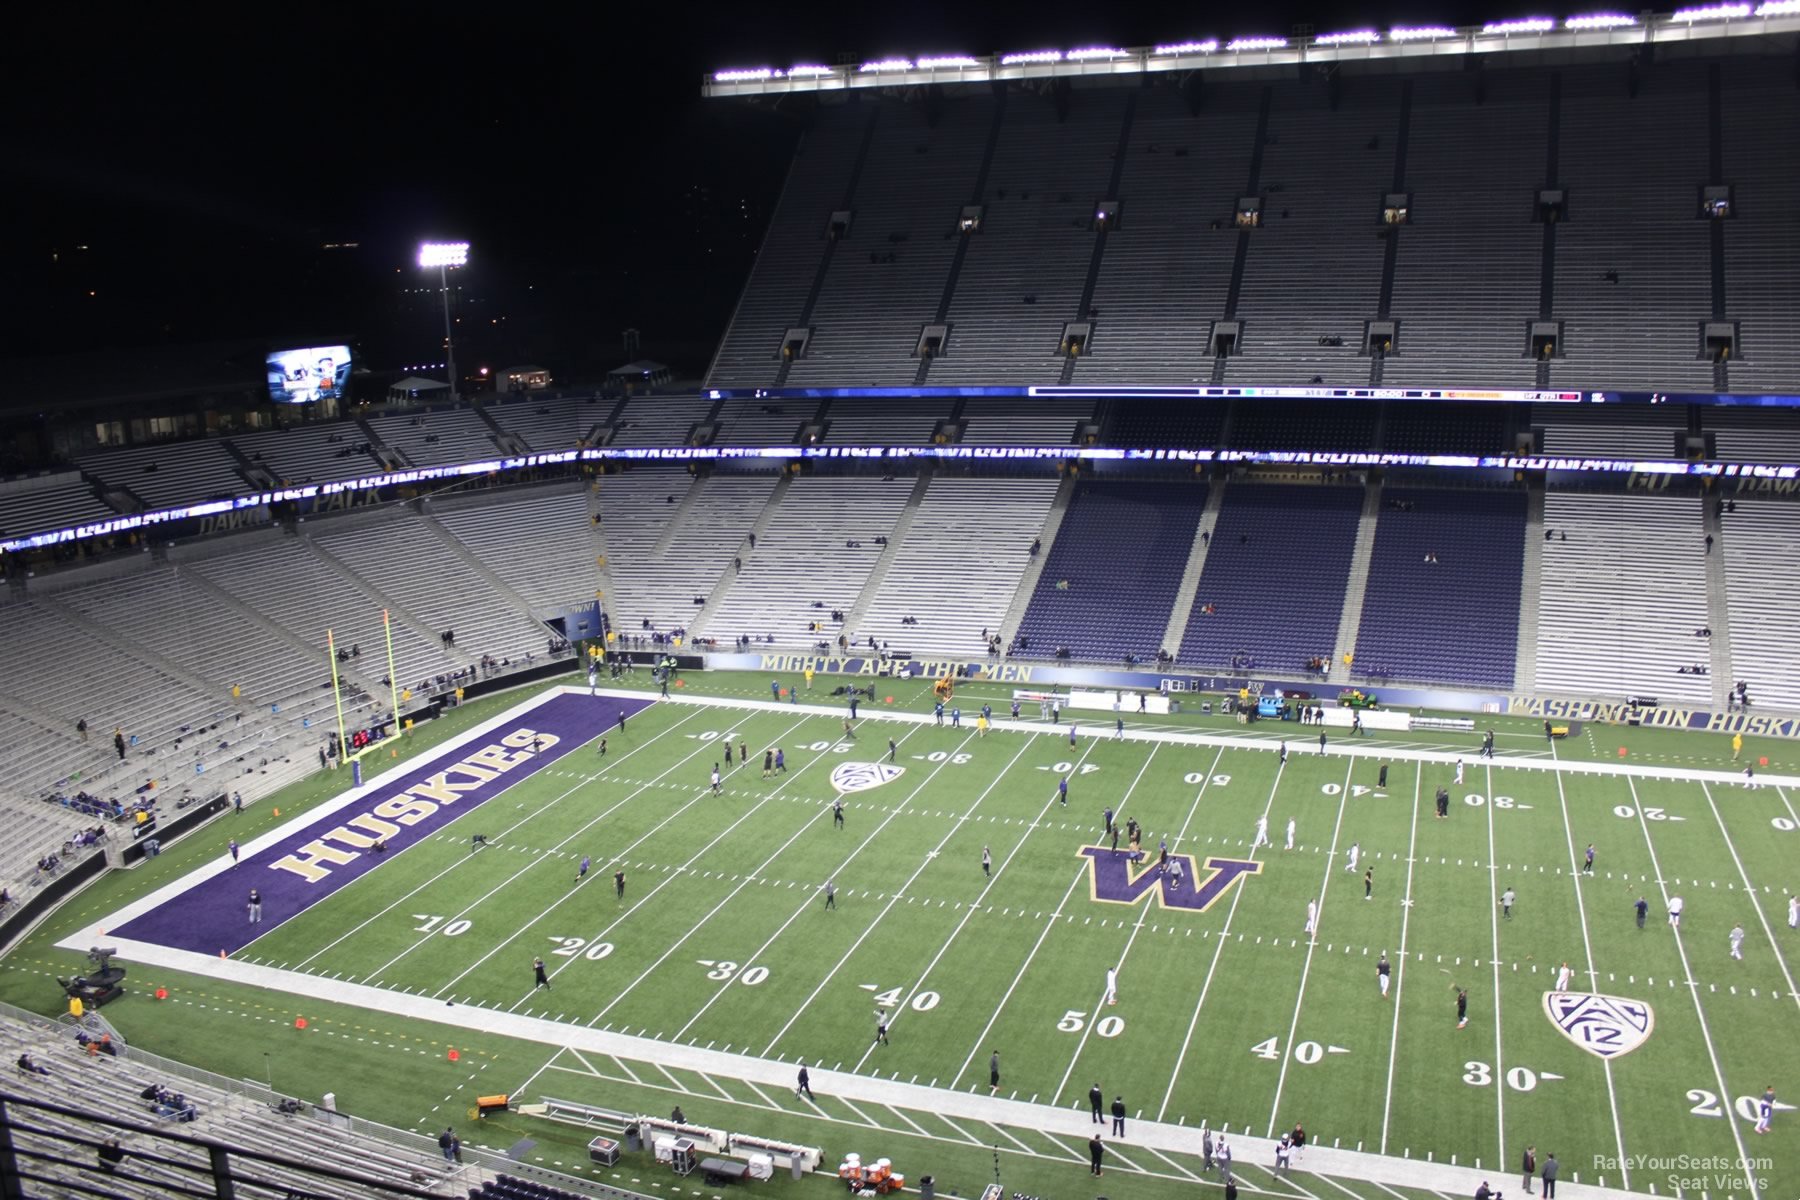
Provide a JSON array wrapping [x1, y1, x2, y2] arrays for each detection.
[[1013, 480, 1209, 663], [1176, 482, 1366, 671], [1353, 488, 1527, 688]]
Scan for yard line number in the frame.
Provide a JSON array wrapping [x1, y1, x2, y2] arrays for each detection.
[[1059, 1010, 1125, 1037], [697, 960, 769, 985], [547, 937, 615, 960], [1462, 1061, 1540, 1091], [412, 915, 472, 936]]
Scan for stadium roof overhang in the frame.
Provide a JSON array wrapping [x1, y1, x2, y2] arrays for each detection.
[[704, 7, 1800, 97]]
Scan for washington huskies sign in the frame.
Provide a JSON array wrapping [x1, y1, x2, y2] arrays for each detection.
[[1079, 846, 1261, 913], [830, 762, 905, 794], [1543, 991, 1655, 1059]]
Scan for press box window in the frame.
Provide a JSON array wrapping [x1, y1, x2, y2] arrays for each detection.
[[1211, 320, 1242, 357], [915, 323, 949, 359], [1363, 320, 1398, 355], [1526, 320, 1562, 360], [1700, 321, 1737, 362], [1061, 322, 1092, 358]]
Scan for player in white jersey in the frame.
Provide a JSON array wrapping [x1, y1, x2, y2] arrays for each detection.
[[1252, 816, 1270, 848], [1304, 899, 1317, 936], [1730, 922, 1745, 960], [1104, 967, 1118, 1006], [1555, 961, 1572, 992], [1789, 894, 1798, 930], [1455, 759, 1465, 785], [1345, 842, 1360, 873], [1285, 818, 1296, 851]]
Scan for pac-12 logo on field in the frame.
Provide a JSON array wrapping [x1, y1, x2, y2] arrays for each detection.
[[830, 763, 905, 794], [1543, 991, 1655, 1059]]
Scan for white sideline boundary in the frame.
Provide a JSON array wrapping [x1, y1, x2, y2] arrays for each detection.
[[59, 684, 1777, 1200]]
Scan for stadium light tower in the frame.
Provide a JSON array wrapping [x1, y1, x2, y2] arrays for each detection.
[[418, 241, 469, 402]]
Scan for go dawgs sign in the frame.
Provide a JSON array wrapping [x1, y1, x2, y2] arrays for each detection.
[[1079, 846, 1261, 912]]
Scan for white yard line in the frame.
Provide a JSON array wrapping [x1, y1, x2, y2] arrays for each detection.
[[1265, 759, 1353, 1136], [742, 1079, 788, 1112], [1548, 747, 1630, 1185], [848, 735, 1107, 1071], [1379, 765, 1421, 1154], [697, 1072, 736, 1102], [1540, 752, 1627, 1194], [1481, 762, 1507, 1178], [1623, 776, 1759, 1200], [597, 725, 954, 1028], [1155, 757, 1289, 1121], [934, 1114, 988, 1146], [947, 747, 1165, 1090], [884, 1105, 934, 1138], [987, 1123, 1039, 1155], [511, 1045, 564, 1098], [757, 733, 1038, 1055], [1698, 781, 1800, 1013], [834, 1096, 884, 1128], [1051, 745, 1223, 1104], [293, 703, 711, 971], [1143, 1144, 1202, 1179]]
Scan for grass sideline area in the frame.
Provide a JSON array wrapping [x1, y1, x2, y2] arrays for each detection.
[[4, 667, 1796, 1200]]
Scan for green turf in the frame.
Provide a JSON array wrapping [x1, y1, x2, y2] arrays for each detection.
[[5, 668, 1796, 1200]]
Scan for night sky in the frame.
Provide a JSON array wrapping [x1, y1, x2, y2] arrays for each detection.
[[2, 0, 1497, 380]]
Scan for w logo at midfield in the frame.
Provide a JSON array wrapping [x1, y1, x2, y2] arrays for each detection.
[[1543, 992, 1655, 1059], [1079, 846, 1261, 913], [830, 762, 905, 794]]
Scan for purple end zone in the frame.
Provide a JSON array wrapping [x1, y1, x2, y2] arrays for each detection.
[[115, 692, 649, 956]]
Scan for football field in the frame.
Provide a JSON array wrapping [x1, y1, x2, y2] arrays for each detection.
[[78, 683, 1800, 1198]]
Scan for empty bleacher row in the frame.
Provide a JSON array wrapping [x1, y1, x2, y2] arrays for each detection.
[[1534, 491, 1713, 705], [1013, 479, 1207, 664], [1353, 487, 1527, 689], [1718, 498, 1800, 712], [699, 475, 915, 645], [1177, 481, 1366, 674], [704, 52, 1800, 393]]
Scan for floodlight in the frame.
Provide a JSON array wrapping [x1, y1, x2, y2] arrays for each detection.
[[1390, 25, 1460, 38], [418, 242, 469, 269], [1153, 40, 1220, 54], [1481, 17, 1556, 33], [859, 58, 914, 72], [787, 64, 835, 77], [1753, 0, 1797, 11], [917, 55, 982, 68], [1225, 36, 1290, 50], [1564, 12, 1638, 25], [1066, 46, 1127, 60], [1000, 50, 1064, 64], [1316, 29, 1381, 43], [713, 68, 775, 82], [1671, 2, 1751, 17]]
